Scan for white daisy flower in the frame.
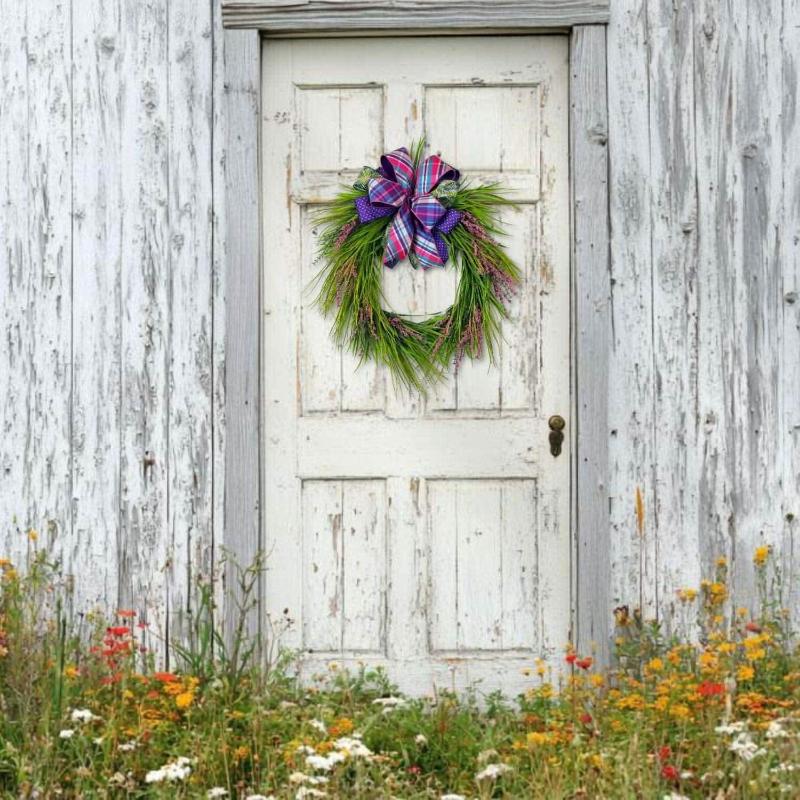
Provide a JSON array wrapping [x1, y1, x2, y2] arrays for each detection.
[[70, 708, 100, 724], [59, 729, 75, 739], [475, 762, 513, 781], [207, 788, 228, 798]]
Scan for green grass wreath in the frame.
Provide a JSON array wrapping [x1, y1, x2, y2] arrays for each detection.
[[313, 141, 521, 393]]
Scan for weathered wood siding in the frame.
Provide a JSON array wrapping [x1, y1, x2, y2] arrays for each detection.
[[1, 0, 798, 642], [607, 0, 800, 626], [0, 0, 229, 649]]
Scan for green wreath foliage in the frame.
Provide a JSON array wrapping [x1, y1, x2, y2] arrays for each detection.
[[312, 145, 521, 393]]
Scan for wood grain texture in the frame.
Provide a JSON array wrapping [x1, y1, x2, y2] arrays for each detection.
[[570, 25, 611, 664], [71, 0, 123, 609], [221, 0, 610, 30], [221, 28, 262, 642], [605, 0, 658, 620], [1, 0, 799, 680], [781, 0, 800, 618]]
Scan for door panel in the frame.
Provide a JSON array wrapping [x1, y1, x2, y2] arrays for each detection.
[[262, 35, 571, 694]]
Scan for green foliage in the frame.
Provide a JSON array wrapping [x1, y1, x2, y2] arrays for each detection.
[[312, 149, 521, 393]]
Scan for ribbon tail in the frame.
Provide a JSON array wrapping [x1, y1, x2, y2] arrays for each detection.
[[412, 228, 445, 269], [384, 206, 414, 268], [355, 196, 395, 224]]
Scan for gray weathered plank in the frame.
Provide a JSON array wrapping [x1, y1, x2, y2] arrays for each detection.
[[781, 0, 800, 618], [212, 0, 230, 644], [605, 0, 658, 617], [23, 0, 74, 564], [117, 0, 171, 640], [0, 0, 34, 563], [71, 0, 123, 609], [647, 0, 700, 615], [222, 28, 262, 641], [571, 25, 611, 664], [166, 0, 216, 649], [726, 2, 786, 604], [221, 0, 609, 30]]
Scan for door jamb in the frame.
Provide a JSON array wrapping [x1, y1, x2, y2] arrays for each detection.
[[221, 17, 612, 665]]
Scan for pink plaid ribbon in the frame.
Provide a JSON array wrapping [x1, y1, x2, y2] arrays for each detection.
[[355, 147, 460, 269]]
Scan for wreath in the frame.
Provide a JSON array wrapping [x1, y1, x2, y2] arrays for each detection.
[[313, 141, 521, 393]]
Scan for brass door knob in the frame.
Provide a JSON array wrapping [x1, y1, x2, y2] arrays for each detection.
[[548, 415, 565, 457]]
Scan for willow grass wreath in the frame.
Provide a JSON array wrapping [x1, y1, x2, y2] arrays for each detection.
[[313, 141, 521, 393]]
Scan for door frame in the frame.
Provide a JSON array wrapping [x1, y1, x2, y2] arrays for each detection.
[[220, 2, 613, 665]]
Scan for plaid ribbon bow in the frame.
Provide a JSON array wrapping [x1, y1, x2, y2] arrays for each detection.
[[354, 147, 461, 269]]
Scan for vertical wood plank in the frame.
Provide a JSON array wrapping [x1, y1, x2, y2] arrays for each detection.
[[167, 0, 215, 643], [211, 0, 229, 629], [0, 0, 33, 562], [302, 480, 342, 652], [781, 0, 800, 618], [728, 1, 785, 603], [71, 0, 123, 609], [456, 483, 503, 649], [646, 0, 700, 609], [222, 28, 261, 640], [571, 25, 611, 663], [341, 480, 386, 652], [693, 0, 738, 584], [20, 0, 74, 563], [386, 476, 428, 660], [428, 481, 458, 651], [605, 2, 658, 620], [118, 0, 170, 640], [500, 481, 538, 649]]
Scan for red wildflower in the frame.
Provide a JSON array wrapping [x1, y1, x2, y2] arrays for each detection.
[[565, 652, 578, 665], [661, 764, 680, 782], [745, 621, 762, 633], [657, 745, 672, 761], [407, 765, 422, 775], [116, 609, 136, 619], [579, 712, 593, 725], [107, 626, 130, 637], [153, 671, 180, 683], [697, 681, 725, 697], [576, 657, 594, 671]]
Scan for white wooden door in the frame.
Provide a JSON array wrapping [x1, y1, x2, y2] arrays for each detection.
[[262, 35, 571, 694]]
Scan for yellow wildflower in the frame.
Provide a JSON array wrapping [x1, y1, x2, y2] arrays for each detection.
[[233, 745, 250, 762], [616, 693, 646, 711], [677, 588, 697, 602], [652, 696, 669, 713], [707, 582, 727, 605], [669, 704, 691, 721], [698, 651, 718, 671], [716, 556, 728, 568], [753, 545, 770, 567], [175, 692, 194, 709], [645, 657, 664, 674], [737, 665, 755, 681], [717, 642, 736, 655], [64, 665, 80, 679], [588, 753, 605, 770], [526, 731, 553, 747], [27, 529, 37, 542], [590, 674, 605, 688]]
